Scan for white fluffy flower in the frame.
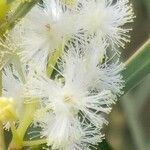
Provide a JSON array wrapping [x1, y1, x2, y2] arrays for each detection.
[[2, 64, 32, 119], [78, 0, 134, 49], [26, 42, 124, 149], [0, 35, 20, 70], [39, 112, 103, 150], [27, 72, 112, 149], [15, 0, 83, 71], [0, 0, 133, 149], [83, 39, 125, 95], [12, 0, 134, 72], [0, 66, 24, 129], [2, 67, 24, 103], [60, 41, 124, 95]]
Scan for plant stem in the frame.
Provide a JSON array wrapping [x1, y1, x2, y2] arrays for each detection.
[[0, 0, 10, 23], [23, 139, 47, 147], [8, 122, 22, 150], [123, 39, 150, 93], [8, 100, 38, 150], [17, 100, 38, 140], [0, 0, 39, 35], [47, 42, 65, 77], [0, 122, 6, 150]]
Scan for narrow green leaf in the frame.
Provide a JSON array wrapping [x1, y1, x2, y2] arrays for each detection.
[[96, 140, 112, 150], [123, 39, 150, 93]]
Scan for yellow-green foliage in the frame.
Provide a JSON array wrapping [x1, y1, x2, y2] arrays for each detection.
[[0, 0, 10, 23]]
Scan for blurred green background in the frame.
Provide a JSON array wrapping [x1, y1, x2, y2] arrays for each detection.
[[105, 0, 150, 150]]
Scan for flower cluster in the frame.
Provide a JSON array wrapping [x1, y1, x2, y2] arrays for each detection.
[[0, 0, 134, 149]]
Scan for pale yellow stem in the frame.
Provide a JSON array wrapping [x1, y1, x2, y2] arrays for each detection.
[[47, 41, 65, 77], [23, 139, 47, 147], [8, 99, 38, 150]]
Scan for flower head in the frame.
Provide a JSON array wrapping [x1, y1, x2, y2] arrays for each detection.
[[0, 0, 134, 149], [12, 0, 134, 72], [2, 63, 33, 121], [26, 42, 123, 149], [15, 0, 84, 71], [78, 0, 135, 49]]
